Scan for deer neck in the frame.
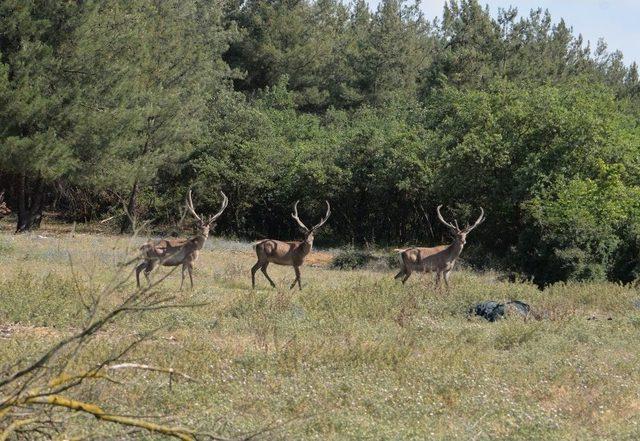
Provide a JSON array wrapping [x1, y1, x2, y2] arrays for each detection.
[[448, 239, 464, 259], [192, 232, 208, 249], [301, 236, 314, 255]]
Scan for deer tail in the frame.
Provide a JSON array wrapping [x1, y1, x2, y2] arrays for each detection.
[[252, 239, 268, 250], [120, 254, 142, 267], [118, 243, 152, 267]]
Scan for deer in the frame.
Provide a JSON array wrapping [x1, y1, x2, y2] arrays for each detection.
[[394, 205, 485, 289], [251, 200, 331, 290], [134, 189, 228, 290], [0, 191, 11, 218]]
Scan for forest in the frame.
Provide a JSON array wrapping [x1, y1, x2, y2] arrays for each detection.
[[1, 0, 639, 286]]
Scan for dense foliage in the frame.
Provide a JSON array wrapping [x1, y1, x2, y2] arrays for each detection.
[[1, 0, 639, 285]]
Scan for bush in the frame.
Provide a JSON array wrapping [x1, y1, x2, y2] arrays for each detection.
[[331, 248, 375, 270]]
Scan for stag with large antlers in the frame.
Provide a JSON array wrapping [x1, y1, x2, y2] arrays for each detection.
[[134, 189, 228, 289], [394, 205, 485, 288], [251, 200, 331, 290], [0, 191, 11, 219]]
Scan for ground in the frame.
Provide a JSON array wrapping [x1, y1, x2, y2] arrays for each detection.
[[1, 221, 639, 440]]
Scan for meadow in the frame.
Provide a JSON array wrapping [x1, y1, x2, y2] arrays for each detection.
[[1, 221, 640, 440]]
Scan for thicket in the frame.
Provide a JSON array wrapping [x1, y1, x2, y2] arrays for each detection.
[[1, 0, 639, 286]]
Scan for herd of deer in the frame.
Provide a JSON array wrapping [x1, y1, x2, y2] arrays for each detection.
[[129, 190, 485, 291], [0, 189, 485, 290]]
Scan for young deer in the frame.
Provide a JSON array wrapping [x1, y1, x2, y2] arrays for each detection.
[[251, 200, 331, 290], [394, 205, 485, 288], [135, 189, 228, 289], [0, 191, 11, 218]]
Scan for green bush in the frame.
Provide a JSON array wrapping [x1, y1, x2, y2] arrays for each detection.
[[331, 248, 375, 270]]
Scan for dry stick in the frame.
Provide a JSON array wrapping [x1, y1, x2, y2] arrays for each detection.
[[0, 233, 218, 439], [24, 395, 202, 441], [0, 266, 178, 390], [0, 417, 37, 441], [99, 215, 117, 224], [240, 413, 314, 441], [107, 363, 197, 383], [418, 203, 435, 239]]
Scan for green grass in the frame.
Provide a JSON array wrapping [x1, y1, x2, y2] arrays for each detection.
[[1, 224, 640, 440]]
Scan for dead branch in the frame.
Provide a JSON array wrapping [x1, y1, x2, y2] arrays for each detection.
[[25, 395, 199, 441], [107, 363, 197, 383], [0, 219, 229, 440], [0, 417, 37, 441]]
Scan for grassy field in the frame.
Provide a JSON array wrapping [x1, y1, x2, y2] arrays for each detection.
[[1, 221, 640, 440]]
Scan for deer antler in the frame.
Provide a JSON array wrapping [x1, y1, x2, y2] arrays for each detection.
[[436, 205, 459, 232], [0, 190, 4, 203], [291, 200, 310, 232], [311, 201, 331, 231], [207, 191, 228, 224], [464, 207, 485, 232], [185, 189, 203, 223]]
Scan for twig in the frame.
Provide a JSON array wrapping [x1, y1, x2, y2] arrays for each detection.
[[107, 363, 197, 383], [0, 417, 37, 441], [25, 395, 199, 441]]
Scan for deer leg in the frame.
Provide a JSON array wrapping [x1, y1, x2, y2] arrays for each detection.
[[290, 266, 301, 290], [251, 261, 261, 289], [435, 272, 442, 290], [394, 265, 406, 280], [443, 270, 451, 290], [135, 262, 147, 288], [143, 260, 158, 286], [401, 268, 412, 284], [180, 264, 187, 291], [261, 263, 276, 288], [188, 263, 194, 289]]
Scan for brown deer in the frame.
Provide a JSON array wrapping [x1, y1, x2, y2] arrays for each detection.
[[251, 200, 330, 290], [0, 191, 11, 218], [394, 205, 485, 288], [134, 189, 228, 289]]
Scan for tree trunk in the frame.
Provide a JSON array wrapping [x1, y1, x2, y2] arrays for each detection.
[[120, 133, 153, 234], [120, 179, 139, 234], [16, 173, 45, 233], [119, 178, 139, 234]]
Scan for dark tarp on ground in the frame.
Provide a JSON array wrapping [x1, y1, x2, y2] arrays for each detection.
[[470, 300, 531, 322]]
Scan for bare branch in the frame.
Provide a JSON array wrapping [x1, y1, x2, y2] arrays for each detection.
[[0, 417, 37, 441], [107, 364, 197, 383], [24, 395, 201, 441]]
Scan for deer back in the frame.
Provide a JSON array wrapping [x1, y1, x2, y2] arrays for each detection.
[[255, 239, 310, 265], [141, 237, 194, 259]]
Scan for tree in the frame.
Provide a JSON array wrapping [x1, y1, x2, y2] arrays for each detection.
[[69, 0, 236, 232], [0, 0, 80, 231]]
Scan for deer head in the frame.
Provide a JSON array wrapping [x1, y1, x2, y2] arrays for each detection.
[[291, 200, 331, 244], [436, 205, 485, 246], [0, 191, 11, 217], [185, 189, 228, 239]]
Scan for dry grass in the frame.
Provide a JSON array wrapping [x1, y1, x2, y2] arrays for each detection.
[[1, 220, 640, 439]]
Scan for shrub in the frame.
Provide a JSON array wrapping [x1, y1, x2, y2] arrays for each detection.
[[331, 248, 375, 270]]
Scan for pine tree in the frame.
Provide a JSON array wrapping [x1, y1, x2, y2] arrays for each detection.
[[0, 0, 80, 231], [69, 0, 236, 232]]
